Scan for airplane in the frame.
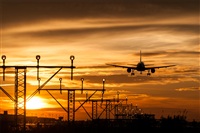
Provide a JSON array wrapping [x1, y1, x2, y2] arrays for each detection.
[[106, 50, 176, 76]]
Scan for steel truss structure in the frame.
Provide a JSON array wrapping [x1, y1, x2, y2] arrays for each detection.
[[40, 79, 106, 122], [0, 55, 75, 132], [15, 67, 26, 131], [77, 91, 128, 120]]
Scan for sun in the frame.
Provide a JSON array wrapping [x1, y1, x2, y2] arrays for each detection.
[[26, 97, 46, 109]]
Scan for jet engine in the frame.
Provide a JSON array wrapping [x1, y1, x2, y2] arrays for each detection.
[[151, 68, 155, 73], [127, 68, 131, 73]]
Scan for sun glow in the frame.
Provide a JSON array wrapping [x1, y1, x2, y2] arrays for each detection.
[[26, 97, 46, 109]]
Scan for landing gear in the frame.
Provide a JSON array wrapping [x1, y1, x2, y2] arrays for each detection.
[[147, 70, 151, 76], [131, 69, 135, 76]]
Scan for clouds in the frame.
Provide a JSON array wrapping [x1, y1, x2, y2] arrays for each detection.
[[1, 0, 198, 27], [1, 0, 198, 57], [8, 24, 199, 39], [0, 0, 199, 121], [134, 50, 200, 59], [2, 23, 198, 58], [175, 87, 200, 92]]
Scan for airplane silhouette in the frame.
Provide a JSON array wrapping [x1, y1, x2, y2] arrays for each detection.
[[106, 50, 176, 76]]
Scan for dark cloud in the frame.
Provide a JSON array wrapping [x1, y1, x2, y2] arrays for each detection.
[[121, 81, 200, 100], [134, 50, 200, 58], [1, 0, 198, 27], [174, 68, 200, 73], [73, 74, 180, 84], [70, 73, 200, 101], [76, 65, 112, 69]]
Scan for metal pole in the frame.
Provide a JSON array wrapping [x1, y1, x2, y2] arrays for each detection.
[[59, 78, 62, 94], [1, 55, 6, 81], [24, 69, 26, 133], [36, 55, 40, 80], [14, 68, 18, 131], [70, 55, 75, 80], [81, 78, 84, 94]]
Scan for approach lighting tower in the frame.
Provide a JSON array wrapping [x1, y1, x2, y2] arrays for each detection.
[[39, 78, 106, 122], [0, 55, 75, 132]]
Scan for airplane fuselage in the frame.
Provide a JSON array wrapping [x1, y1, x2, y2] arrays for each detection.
[[136, 62, 145, 71]]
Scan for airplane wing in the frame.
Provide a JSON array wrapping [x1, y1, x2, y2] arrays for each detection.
[[106, 64, 137, 69], [145, 65, 176, 69]]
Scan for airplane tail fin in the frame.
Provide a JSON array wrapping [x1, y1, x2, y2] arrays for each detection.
[[140, 50, 142, 62]]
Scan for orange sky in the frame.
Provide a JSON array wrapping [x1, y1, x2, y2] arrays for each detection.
[[0, 0, 199, 121]]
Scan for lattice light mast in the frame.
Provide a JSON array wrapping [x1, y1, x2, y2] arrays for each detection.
[[40, 78, 106, 122], [0, 55, 75, 132]]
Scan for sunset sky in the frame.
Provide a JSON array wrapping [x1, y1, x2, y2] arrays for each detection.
[[0, 0, 199, 121]]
